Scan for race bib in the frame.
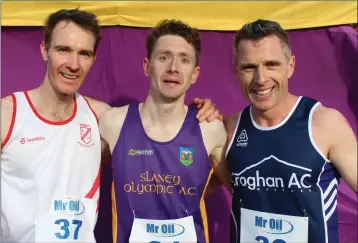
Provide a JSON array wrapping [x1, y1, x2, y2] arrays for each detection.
[[35, 197, 97, 242], [129, 216, 197, 243], [240, 208, 309, 243]]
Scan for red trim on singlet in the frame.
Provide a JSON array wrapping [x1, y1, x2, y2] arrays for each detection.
[[2, 94, 17, 149], [82, 96, 99, 122], [82, 96, 101, 212], [85, 165, 101, 200], [24, 91, 77, 125]]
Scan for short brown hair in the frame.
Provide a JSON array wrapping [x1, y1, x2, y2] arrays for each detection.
[[44, 8, 101, 53], [145, 19, 201, 66], [233, 19, 291, 65]]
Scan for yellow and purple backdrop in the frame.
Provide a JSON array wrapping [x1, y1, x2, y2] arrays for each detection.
[[1, 2, 357, 243]]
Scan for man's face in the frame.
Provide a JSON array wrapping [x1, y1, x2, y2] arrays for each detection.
[[235, 35, 295, 111], [143, 35, 200, 101], [41, 20, 96, 95]]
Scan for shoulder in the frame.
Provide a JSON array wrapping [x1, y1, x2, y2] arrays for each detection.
[[1, 95, 16, 121], [99, 105, 130, 129], [1, 94, 16, 143], [82, 95, 111, 119], [224, 111, 241, 137], [311, 104, 354, 143], [1, 95, 15, 113], [312, 104, 347, 129]]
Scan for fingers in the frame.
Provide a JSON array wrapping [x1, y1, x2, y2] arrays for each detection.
[[217, 112, 224, 121], [196, 98, 212, 119], [191, 97, 202, 105], [206, 110, 220, 122]]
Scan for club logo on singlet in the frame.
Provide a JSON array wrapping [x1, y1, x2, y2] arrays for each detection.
[[78, 124, 95, 148], [179, 147, 194, 166], [236, 129, 248, 147], [232, 155, 313, 192]]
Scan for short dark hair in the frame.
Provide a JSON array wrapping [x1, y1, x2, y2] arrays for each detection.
[[233, 19, 291, 64], [44, 8, 101, 53], [145, 19, 201, 66]]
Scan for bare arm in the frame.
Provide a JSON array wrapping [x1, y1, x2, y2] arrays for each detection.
[[98, 106, 129, 154], [200, 119, 231, 196], [1, 95, 15, 151], [83, 96, 112, 165], [313, 106, 357, 192]]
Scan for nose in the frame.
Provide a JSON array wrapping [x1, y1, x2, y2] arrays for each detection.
[[66, 53, 80, 72], [254, 66, 268, 85], [167, 57, 179, 73]]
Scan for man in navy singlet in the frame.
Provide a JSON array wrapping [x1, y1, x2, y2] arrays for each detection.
[[224, 20, 357, 243], [99, 19, 231, 243]]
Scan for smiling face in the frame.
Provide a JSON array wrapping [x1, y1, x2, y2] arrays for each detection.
[[40, 20, 96, 96], [143, 35, 200, 101], [235, 35, 295, 112]]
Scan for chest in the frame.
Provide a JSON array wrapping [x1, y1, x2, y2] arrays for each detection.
[[113, 129, 211, 187], [2, 115, 101, 171], [227, 124, 327, 192]]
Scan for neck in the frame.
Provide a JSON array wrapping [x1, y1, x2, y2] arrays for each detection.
[[32, 78, 74, 111], [251, 93, 298, 127], [141, 92, 187, 127]]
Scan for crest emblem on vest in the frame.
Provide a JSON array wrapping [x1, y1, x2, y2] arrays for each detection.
[[236, 129, 248, 147], [80, 124, 92, 144], [180, 147, 194, 166]]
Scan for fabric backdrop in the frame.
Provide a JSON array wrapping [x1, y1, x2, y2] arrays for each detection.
[[2, 1, 356, 30], [1, 25, 357, 243]]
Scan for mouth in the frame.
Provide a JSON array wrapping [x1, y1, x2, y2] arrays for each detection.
[[162, 79, 180, 85], [60, 72, 79, 80], [252, 87, 274, 96]]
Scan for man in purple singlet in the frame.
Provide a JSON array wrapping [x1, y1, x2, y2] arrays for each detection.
[[99, 19, 231, 243]]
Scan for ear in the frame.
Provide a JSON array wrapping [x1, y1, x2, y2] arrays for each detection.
[[143, 58, 150, 77], [287, 55, 295, 79], [191, 66, 200, 85], [40, 41, 49, 61]]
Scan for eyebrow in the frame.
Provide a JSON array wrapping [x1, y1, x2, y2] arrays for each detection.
[[157, 50, 191, 57], [264, 60, 282, 66], [240, 63, 257, 69], [54, 45, 94, 56], [240, 59, 282, 69]]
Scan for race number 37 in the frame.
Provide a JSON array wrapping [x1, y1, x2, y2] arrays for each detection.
[[256, 236, 286, 243], [55, 219, 83, 240]]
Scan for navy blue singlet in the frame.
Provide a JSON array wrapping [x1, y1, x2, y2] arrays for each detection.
[[226, 97, 341, 243]]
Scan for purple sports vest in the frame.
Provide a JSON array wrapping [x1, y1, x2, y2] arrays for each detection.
[[111, 103, 212, 243]]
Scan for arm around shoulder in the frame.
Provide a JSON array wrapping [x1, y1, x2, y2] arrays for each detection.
[[314, 106, 357, 192], [98, 106, 129, 153], [206, 119, 232, 190], [83, 96, 111, 120]]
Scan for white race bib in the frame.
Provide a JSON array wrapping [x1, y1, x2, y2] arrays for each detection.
[[129, 216, 197, 243], [240, 208, 308, 243], [35, 197, 97, 242]]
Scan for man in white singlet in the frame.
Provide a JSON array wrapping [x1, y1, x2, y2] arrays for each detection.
[[0, 9, 221, 243]]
